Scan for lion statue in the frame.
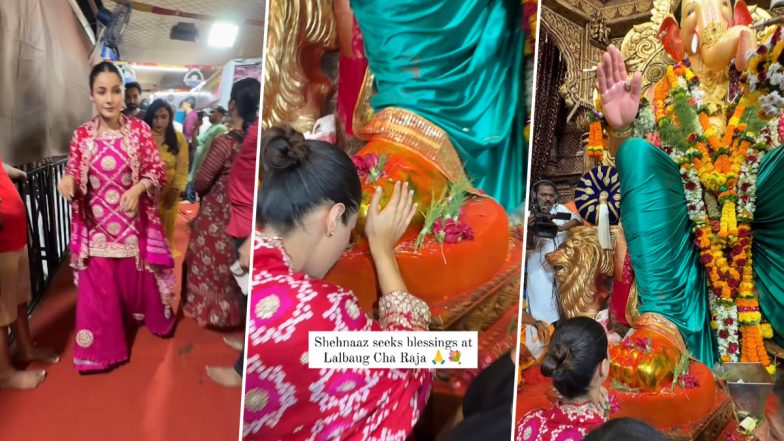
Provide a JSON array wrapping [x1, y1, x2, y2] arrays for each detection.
[[545, 226, 617, 319]]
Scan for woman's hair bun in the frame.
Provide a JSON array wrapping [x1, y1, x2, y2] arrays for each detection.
[[263, 125, 310, 171], [540, 342, 572, 377]]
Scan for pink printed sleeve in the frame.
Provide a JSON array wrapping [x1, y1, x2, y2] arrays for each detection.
[[378, 290, 431, 331], [64, 129, 83, 183]]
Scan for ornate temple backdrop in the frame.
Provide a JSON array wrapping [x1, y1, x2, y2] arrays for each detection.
[[533, 0, 784, 203]]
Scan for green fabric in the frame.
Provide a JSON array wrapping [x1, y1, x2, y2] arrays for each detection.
[[753, 145, 784, 346], [618, 139, 784, 363], [617, 139, 718, 366], [351, 0, 525, 212], [188, 123, 227, 182]]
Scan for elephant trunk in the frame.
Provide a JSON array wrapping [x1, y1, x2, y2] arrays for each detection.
[[700, 25, 753, 71]]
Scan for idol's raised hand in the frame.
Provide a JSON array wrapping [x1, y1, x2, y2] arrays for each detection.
[[597, 45, 642, 131]]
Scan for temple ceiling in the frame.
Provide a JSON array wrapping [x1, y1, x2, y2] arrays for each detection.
[[537, 0, 784, 194], [546, 0, 783, 39], [541, 0, 784, 109]]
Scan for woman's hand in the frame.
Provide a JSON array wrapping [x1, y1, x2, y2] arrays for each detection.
[[522, 311, 551, 345], [238, 237, 251, 270], [4, 164, 26, 181], [365, 181, 417, 256], [597, 45, 642, 131], [120, 183, 145, 216], [57, 175, 76, 201], [365, 181, 418, 296], [534, 321, 551, 345]]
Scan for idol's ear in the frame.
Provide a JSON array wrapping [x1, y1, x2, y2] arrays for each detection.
[[659, 16, 684, 62], [733, 0, 753, 27]]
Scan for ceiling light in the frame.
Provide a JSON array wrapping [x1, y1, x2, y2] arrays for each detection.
[[208, 22, 238, 48]]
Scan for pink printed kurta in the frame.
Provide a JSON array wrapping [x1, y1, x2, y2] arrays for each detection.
[[65, 115, 176, 372], [516, 402, 606, 441], [243, 235, 433, 440], [86, 137, 140, 257]]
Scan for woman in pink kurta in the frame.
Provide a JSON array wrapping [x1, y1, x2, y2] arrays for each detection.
[[243, 126, 432, 440], [58, 62, 175, 372]]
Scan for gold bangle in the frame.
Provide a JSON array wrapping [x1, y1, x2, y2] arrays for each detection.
[[610, 123, 633, 138]]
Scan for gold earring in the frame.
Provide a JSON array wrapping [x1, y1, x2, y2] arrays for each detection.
[[329, 232, 335, 237]]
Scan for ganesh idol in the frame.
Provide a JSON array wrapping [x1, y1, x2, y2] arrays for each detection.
[[512, 2, 784, 435], [578, 0, 784, 392]]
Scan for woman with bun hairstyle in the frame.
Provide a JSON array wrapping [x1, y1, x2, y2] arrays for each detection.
[[58, 62, 175, 372], [516, 317, 610, 441], [242, 125, 432, 440]]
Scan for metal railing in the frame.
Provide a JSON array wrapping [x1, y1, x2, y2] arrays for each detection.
[[13, 157, 71, 312]]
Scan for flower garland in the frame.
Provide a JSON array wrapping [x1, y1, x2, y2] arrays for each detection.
[[588, 94, 607, 161], [651, 57, 774, 374], [587, 121, 605, 161]]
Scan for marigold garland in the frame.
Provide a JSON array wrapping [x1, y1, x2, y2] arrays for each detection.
[[590, 44, 782, 374], [649, 60, 774, 372], [587, 120, 605, 161]]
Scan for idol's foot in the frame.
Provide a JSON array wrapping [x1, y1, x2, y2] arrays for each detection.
[[0, 369, 46, 390], [609, 328, 680, 392], [223, 336, 244, 352], [15, 346, 60, 364], [206, 366, 242, 388]]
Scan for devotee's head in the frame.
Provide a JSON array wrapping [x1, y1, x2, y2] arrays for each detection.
[[228, 78, 261, 132], [144, 99, 179, 155], [258, 125, 361, 279], [540, 317, 609, 399], [89, 62, 124, 123], [125, 81, 142, 112], [533, 180, 557, 210], [181, 97, 195, 112], [584, 418, 665, 441], [210, 106, 227, 125], [145, 99, 174, 132]]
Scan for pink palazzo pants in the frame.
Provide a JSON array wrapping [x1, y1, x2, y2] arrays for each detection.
[[73, 257, 175, 372]]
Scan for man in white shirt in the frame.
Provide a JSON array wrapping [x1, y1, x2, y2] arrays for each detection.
[[525, 180, 581, 324]]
